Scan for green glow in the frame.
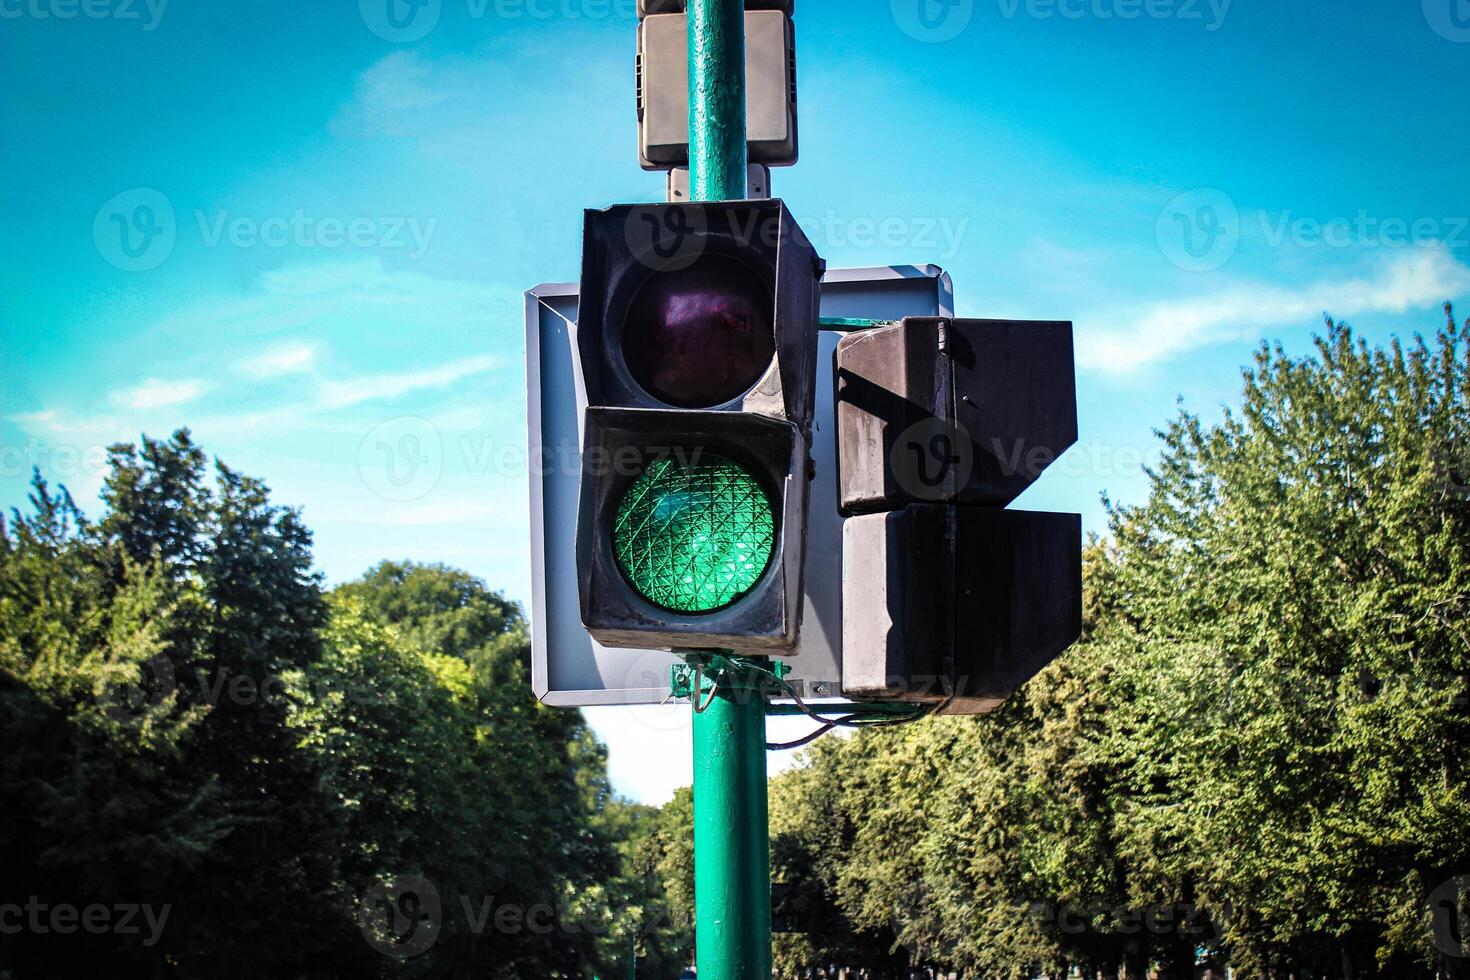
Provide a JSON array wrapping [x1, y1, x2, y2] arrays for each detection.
[[613, 453, 775, 613]]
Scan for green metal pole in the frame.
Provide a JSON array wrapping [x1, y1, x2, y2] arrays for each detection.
[[687, 5, 768, 976], [690, 661, 771, 980], [687, 0, 747, 201]]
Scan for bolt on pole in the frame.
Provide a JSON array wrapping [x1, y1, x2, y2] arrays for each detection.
[[686, 1, 772, 977]]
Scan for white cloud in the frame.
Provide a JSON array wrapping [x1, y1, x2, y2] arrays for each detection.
[[1078, 247, 1470, 373], [255, 258, 388, 297], [9, 257, 518, 451], [318, 354, 498, 410], [331, 52, 450, 138], [8, 410, 58, 427], [328, 43, 622, 148], [149, 257, 519, 340], [582, 707, 692, 805], [6, 410, 119, 438], [130, 256, 518, 423], [236, 342, 319, 379], [111, 378, 210, 410]]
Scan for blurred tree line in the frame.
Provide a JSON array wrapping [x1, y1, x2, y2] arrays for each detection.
[[0, 431, 689, 978], [2, 312, 1467, 979]]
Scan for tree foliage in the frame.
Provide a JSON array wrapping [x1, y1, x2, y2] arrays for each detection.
[[0, 433, 652, 979], [760, 312, 1470, 979]]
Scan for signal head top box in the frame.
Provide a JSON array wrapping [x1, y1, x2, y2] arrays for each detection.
[[637, 8, 798, 169], [637, 0, 794, 16]]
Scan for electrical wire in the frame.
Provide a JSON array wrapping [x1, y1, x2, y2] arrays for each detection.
[[690, 664, 721, 713], [682, 656, 943, 749], [764, 707, 937, 750], [766, 723, 836, 751], [745, 662, 938, 749]]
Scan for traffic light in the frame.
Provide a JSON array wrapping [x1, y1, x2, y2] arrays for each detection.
[[574, 200, 823, 653], [835, 317, 1082, 714]]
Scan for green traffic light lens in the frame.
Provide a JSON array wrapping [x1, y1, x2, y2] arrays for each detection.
[[613, 453, 776, 614]]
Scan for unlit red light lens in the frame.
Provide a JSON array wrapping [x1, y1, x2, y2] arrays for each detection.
[[613, 453, 775, 614], [622, 255, 775, 408]]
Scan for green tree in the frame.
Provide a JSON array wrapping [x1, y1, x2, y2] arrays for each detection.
[[2, 441, 657, 980], [322, 561, 623, 978], [0, 474, 224, 978], [759, 310, 1469, 980], [1098, 313, 1470, 977]]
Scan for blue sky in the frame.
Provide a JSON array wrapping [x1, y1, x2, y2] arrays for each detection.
[[3, 0, 1468, 803]]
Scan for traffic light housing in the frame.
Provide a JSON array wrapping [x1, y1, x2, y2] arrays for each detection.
[[575, 200, 823, 653], [841, 505, 1081, 713], [835, 317, 1081, 713], [836, 316, 1077, 513]]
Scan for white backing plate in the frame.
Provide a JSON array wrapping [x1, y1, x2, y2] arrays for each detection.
[[527, 265, 954, 706]]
